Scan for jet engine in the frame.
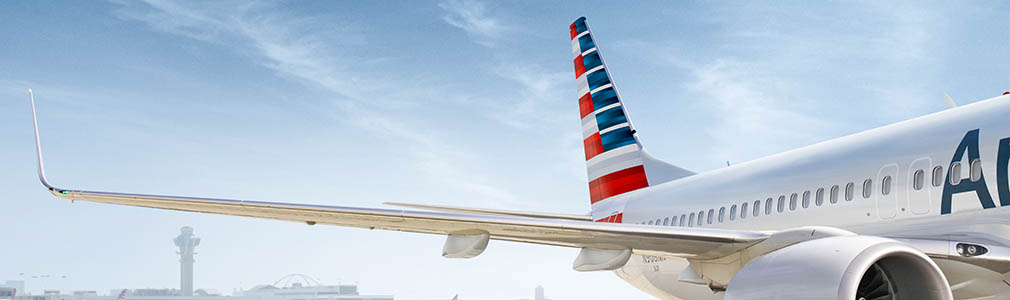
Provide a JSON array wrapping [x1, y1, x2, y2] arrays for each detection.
[[724, 236, 952, 300]]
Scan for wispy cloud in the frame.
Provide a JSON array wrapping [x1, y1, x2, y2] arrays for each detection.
[[111, 0, 523, 207], [438, 0, 508, 48], [686, 59, 838, 162], [484, 62, 585, 181], [435, 0, 583, 180], [485, 63, 571, 130], [621, 2, 949, 165], [706, 2, 943, 118], [113, 0, 379, 101]]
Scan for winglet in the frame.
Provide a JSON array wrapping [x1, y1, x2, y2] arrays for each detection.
[[29, 89, 61, 192]]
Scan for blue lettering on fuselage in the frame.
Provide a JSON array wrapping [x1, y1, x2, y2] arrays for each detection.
[[997, 137, 1010, 207], [941, 129, 996, 214]]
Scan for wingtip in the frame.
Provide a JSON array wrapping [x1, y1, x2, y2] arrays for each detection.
[[29, 89, 59, 192]]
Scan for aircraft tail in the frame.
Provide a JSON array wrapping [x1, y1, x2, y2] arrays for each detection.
[[570, 17, 694, 221], [115, 290, 128, 300]]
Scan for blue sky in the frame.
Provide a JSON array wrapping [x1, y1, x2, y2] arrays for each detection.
[[1, 1, 1008, 300]]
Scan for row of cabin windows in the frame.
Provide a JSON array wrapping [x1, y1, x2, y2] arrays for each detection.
[[641, 160, 985, 227]]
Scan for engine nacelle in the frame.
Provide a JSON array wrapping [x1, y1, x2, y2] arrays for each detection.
[[724, 236, 952, 300]]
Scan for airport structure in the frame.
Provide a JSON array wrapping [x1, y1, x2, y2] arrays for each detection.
[[1, 280, 24, 300], [9, 228, 392, 300], [173, 227, 200, 297], [2, 281, 24, 293], [513, 286, 549, 300], [8, 279, 392, 300]]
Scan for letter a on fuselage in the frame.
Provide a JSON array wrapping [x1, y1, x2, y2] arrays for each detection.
[[941, 129, 996, 214]]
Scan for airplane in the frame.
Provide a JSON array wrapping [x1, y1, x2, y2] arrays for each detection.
[[25, 16, 1010, 300], [115, 289, 128, 300]]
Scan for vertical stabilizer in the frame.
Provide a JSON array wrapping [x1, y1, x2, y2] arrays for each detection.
[[570, 17, 693, 221]]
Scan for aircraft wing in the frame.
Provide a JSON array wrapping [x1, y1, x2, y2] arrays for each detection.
[[27, 89, 767, 262], [41, 185, 766, 259], [383, 202, 594, 221]]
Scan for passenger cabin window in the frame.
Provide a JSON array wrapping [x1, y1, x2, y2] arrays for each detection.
[[815, 188, 825, 206], [802, 191, 811, 208], [765, 198, 773, 215], [680, 214, 686, 226], [688, 213, 695, 227], [862, 179, 873, 199], [698, 210, 705, 226], [648, 220, 654, 225], [971, 158, 983, 182], [718, 207, 726, 222], [932, 166, 944, 187], [777, 196, 786, 213], [913, 169, 925, 190], [730, 205, 738, 221], [707, 209, 714, 224], [789, 193, 798, 211], [950, 162, 962, 185], [830, 185, 839, 203], [671, 216, 677, 226], [845, 182, 855, 201], [663, 217, 669, 226], [753, 200, 761, 217], [882, 176, 892, 195]]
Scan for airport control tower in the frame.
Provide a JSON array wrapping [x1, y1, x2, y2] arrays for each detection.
[[174, 226, 200, 296]]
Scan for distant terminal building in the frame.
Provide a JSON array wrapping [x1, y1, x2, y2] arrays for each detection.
[[1, 288, 16, 300], [2, 281, 24, 293], [2, 281, 24, 300], [9, 274, 391, 300], [237, 274, 392, 300], [8, 230, 392, 300]]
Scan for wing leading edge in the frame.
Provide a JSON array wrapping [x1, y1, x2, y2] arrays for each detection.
[[383, 202, 594, 221], [27, 90, 768, 261]]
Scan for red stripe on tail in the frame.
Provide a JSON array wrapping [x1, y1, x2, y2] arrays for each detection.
[[573, 55, 586, 78], [578, 93, 594, 118], [583, 132, 603, 160], [589, 166, 649, 204]]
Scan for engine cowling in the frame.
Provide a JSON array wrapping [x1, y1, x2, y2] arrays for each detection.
[[724, 236, 952, 300]]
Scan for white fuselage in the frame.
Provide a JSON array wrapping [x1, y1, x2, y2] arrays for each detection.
[[604, 94, 1010, 299]]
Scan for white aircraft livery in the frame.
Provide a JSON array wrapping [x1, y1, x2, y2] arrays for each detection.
[[27, 17, 1010, 300]]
